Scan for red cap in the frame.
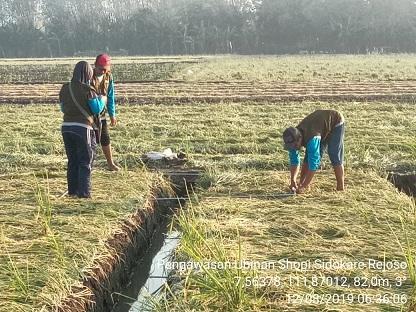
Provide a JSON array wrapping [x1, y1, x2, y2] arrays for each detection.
[[95, 54, 111, 67]]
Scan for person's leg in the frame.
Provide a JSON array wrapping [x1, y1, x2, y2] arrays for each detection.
[[90, 129, 97, 167], [328, 123, 345, 191], [62, 131, 79, 196], [100, 119, 120, 171], [333, 164, 345, 191], [319, 143, 327, 169], [76, 128, 95, 198], [102, 144, 120, 170]]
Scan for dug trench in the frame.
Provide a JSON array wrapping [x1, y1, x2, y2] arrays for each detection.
[[56, 169, 201, 312]]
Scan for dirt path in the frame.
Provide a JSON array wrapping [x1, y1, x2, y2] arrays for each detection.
[[1, 80, 415, 104]]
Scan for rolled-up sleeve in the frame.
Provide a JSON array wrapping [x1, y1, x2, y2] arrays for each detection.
[[306, 136, 321, 171], [107, 79, 116, 117], [289, 149, 300, 166]]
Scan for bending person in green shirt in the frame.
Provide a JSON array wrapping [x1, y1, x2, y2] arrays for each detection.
[[282, 110, 345, 193]]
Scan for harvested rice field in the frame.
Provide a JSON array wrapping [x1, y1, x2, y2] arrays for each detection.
[[0, 55, 415, 312], [1, 55, 416, 105], [0, 56, 205, 83], [2, 80, 416, 104], [1, 54, 416, 83], [162, 169, 415, 312], [0, 168, 164, 310]]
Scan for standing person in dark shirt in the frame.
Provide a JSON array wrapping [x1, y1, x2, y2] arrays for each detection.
[[60, 61, 106, 198], [91, 53, 120, 171], [282, 110, 345, 193]]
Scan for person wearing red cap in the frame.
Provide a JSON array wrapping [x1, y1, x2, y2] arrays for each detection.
[[92, 53, 120, 171]]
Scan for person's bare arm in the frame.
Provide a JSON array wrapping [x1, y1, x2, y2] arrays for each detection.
[[298, 137, 320, 193], [290, 165, 300, 190]]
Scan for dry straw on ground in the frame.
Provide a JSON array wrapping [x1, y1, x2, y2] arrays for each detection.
[[156, 169, 415, 311], [1, 55, 416, 311]]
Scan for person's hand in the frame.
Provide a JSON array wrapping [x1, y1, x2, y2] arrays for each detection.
[[289, 180, 298, 193], [110, 116, 117, 126]]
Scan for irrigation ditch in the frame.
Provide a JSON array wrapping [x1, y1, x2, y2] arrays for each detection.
[[56, 168, 202, 312], [54, 166, 302, 312]]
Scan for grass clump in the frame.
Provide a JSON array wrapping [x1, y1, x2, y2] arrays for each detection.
[[153, 202, 263, 312], [0, 165, 161, 311]]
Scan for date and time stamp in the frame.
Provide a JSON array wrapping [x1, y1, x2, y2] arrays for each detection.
[[168, 258, 412, 306], [285, 293, 408, 305], [237, 275, 409, 305]]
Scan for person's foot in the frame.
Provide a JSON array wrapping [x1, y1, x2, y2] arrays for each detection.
[[108, 163, 121, 171], [336, 186, 345, 191]]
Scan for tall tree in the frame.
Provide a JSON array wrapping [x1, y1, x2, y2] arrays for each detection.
[[2, 0, 416, 57]]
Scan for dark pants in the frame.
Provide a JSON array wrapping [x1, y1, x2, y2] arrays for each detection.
[[100, 118, 111, 147], [62, 125, 96, 198]]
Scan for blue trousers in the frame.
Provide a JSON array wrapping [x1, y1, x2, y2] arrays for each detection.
[[320, 122, 345, 166], [62, 125, 96, 198]]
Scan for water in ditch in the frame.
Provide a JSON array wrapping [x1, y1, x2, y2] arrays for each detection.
[[112, 170, 200, 312], [112, 228, 181, 312]]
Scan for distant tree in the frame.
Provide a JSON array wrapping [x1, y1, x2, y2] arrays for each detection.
[[1, 0, 416, 57], [0, 0, 46, 57]]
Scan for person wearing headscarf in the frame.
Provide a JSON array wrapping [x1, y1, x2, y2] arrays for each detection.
[[91, 53, 120, 171], [282, 110, 345, 193], [59, 61, 106, 198]]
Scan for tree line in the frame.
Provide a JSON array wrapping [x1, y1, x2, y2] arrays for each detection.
[[1, 0, 416, 57]]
